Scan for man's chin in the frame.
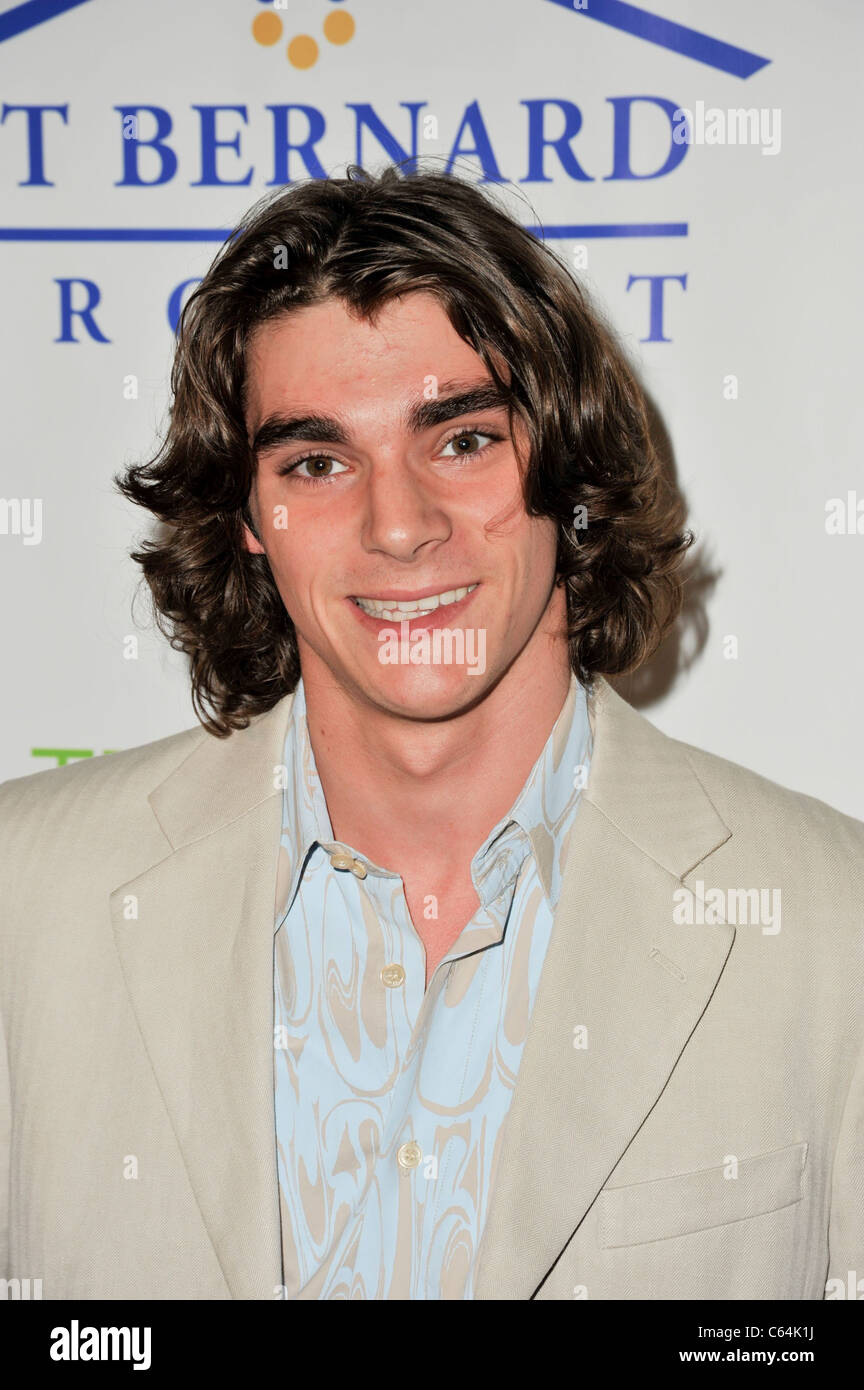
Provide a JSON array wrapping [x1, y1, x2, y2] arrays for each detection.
[[352, 665, 496, 722]]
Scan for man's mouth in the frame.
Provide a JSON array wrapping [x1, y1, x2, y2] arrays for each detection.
[[350, 584, 478, 622]]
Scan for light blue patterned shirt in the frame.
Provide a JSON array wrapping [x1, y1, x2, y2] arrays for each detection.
[[272, 672, 593, 1299]]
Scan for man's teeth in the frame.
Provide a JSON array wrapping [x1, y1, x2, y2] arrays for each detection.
[[354, 584, 478, 620]]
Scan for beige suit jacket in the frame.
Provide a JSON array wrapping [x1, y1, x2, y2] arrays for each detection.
[[1, 677, 862, 1300]]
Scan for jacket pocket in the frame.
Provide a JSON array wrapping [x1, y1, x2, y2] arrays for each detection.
[[598, 1140, 808, 1249]]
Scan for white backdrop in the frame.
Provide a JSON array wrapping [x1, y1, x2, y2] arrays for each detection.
[[1, 0, 861, 817]]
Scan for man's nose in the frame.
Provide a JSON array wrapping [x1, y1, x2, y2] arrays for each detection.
[[359, 456, 452, 561]]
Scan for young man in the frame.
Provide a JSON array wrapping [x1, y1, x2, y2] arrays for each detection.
[[1, 166, 862, 1302]]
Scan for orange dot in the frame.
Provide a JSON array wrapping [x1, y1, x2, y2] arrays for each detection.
[[287, 33, 319, 68], [323, 10, 355, 44], [252, 11, 282, 46]]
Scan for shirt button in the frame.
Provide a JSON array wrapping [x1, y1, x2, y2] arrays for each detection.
[[329, 851, 355, 871], [397, 1140, 422, 1170], [380, 962, 406, 988]]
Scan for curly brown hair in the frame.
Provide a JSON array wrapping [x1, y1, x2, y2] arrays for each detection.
[[116, 162, 693, 737]]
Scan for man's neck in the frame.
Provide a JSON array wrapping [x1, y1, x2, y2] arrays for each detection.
[[297, 604, 573, 880]]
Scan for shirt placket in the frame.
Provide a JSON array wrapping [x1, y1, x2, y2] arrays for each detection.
[[393, 827, 533, 1292], [320, 839, 426, 1118]]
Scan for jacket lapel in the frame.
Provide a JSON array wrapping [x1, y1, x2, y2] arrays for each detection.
[[473, 677, 737, 1299], [111, 692, 296, 1300]]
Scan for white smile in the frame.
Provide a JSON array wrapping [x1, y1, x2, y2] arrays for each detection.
[[352, 584, 478, 620]]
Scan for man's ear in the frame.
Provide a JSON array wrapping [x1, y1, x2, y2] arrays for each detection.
[[242, 504, 266, 555]]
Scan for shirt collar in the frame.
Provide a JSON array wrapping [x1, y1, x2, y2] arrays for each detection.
[[274, 672, 592, 928], [469, 670, 592, 909], [272, 677, 334, 930]]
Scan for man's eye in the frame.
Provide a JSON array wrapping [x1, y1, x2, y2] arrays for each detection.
[[281, 455, 350, 481], [439, 429, 499, 458]]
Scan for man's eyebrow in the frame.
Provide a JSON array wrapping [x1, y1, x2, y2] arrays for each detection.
[[407, 380, 512, 433], [250, 379, 512, 458]]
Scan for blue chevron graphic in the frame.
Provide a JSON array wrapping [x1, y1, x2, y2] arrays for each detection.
[[545, 0, 771, 78], [0, 0, 93, 44]]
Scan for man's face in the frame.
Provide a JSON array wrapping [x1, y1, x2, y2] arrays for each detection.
[[243, 291, 566, 719]]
